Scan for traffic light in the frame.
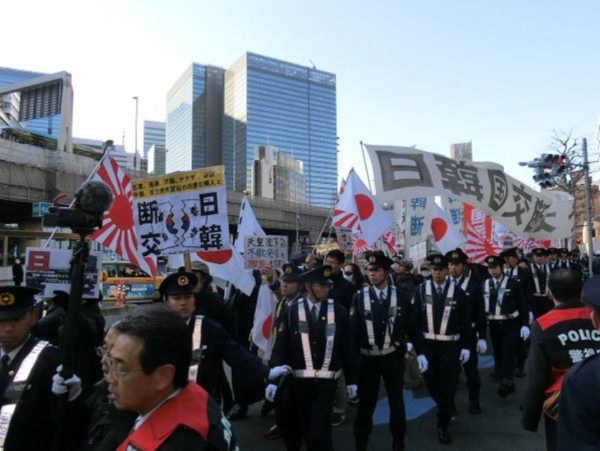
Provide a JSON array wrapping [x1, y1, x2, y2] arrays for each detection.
[[523, 152, 567, 189]]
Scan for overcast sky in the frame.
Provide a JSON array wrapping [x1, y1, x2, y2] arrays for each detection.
[[4, 0, 600, 188]]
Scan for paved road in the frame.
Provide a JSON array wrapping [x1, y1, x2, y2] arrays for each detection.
[[232, 365, 546, 450]]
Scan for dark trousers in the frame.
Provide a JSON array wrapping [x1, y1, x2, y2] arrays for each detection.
[[462, 333, 480, 402], [289, 378, 337, 451], [423, 341, 460, 428], [489, 319, 519, 380], [354, 351, 406, 448], [544, 415, 557, 451]]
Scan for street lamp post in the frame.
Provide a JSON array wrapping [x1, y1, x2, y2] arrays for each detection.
[[582, 138, 594, 275], [133, 96, 139, 168]]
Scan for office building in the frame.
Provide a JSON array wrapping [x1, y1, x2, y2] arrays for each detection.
[[148, 144, 167, 175], [223, 52, 337, 208], [252, 144, 306, 204], [166, 63, 224, 174], [450, 142, 473, 161], [0, 67, 61, 137], [143, 120, 165, 159]]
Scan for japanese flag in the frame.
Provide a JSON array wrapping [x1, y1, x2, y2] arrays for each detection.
[[333, 169, 393, 246], [431, 204, 464, 254], [234, 196, 266, 255], [251, 283, 277, 358]]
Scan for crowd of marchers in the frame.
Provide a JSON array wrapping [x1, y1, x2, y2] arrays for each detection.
[[0, 245, 598, 450]]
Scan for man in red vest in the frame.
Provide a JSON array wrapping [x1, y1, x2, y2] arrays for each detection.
[[108, 305, 238, 450], [521, 269, 600, 451]]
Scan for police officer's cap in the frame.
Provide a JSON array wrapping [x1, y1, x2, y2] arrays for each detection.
[[583, 276, 600, 308], [532, 248, 548, 257], [365, 251, 393, 270], [485, 255, 505, 268], [569, 249, 580, 257], [52, 290, 70, 309], [559, 247, 569, 256], [446, 248, 469, 264], [299, 265, 334, 285], [159, 269, 198, 297], [500, 247, 519, 259], [281, 263, 302, 283], [427, 254, 448, 269], [548, 247, 558, 255], [0, 286, 40, 320]]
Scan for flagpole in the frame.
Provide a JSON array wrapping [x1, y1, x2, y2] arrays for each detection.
[[360, 141, 373, 192], [42, 141, 111, 248]]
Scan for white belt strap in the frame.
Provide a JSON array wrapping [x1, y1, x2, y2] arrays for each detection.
[[296, 298, 337, 379], [424, 279, 455, 336], [530, 264, 549, 296], [188, 315, 203, 381], [362, 286, 398, 353], [484, 276, 508, 317], [423, 333, 460, 342], [0, 340, 49, 450]]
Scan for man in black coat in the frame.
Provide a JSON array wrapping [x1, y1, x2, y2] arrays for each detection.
[[0, 286, 73, 451], [413, 254, 472, 445], [32, 290, 68, 346], [191, 261, 233, 334], [160, 271, 288, 407], [268, 265, 358, 451], [484, 255, 530, 398], [446, 248, 487, 415]]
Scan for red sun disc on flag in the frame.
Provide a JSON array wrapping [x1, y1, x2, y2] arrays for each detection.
[[197, 249, 233, 264], [109, 195, 134, 230], [354, 194, 374, 220], [431, 218, 448, 241], [262, 314, 272, 339]]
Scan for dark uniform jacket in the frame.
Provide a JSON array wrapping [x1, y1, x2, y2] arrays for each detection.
[[394, 275, 417, 298], [413, 279, 473, 349], [505, 265, 533, 315], [0, 336, 61, 451], [195, 288, 233, 336], [350, 284, 424, 355], [522, 303, 600, 432], [557, 353, 600, 450], [451, 274, 486, 341], [329, 271, 358, 311], [484, 276, 528, 327], [270, 299, 358, 385], [188, 315, 268, 402], [527, 263, 553, 318]]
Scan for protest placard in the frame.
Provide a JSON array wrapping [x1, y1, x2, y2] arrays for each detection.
[[244, 235, 288, 270]]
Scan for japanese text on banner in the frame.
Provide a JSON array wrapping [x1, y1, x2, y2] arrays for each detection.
[[244, 235, 289, 270]]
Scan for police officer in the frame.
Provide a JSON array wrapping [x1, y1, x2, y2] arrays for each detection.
[[159, 270, 289, 406], [522, 269, 600, 451], [413, 254, 472, 445], [483, 255, 530, 398], [268, 265, 358, 451], [547, 248, 559, 270], [352, 251, 426, 451], [0, 286, 80, 451], [446, 248, 487, 414], [557, 275, 600, 450], [501, 247, 533, 377], [264, 263, 304, 439], [528, 248, 553, 319]]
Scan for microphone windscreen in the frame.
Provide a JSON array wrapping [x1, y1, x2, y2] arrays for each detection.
[[76, 181, 113, 213]]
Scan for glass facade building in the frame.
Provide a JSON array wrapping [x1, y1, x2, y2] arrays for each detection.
[[0, 67, 61, 137], [166, 63, 224, 174], [143, 120, 165, 159], [223, 53, 337, 208]]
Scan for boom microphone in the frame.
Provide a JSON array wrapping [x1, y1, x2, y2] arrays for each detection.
[[75, 181, 113, 214]]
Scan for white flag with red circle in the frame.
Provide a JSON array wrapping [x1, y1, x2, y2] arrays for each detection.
[[251, 283, 277, 358], [333, 169, 393, 246], [431, 204, 464, 254], [91, 155, 157, 277]]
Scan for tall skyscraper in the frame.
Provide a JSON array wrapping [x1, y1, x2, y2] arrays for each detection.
[[166, 63, 224, 174], [143, 120, 165, 158], [223, 53, 337, 208], [0, 67, 61, 137]]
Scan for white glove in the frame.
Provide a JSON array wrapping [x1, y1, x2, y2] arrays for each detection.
[[265, 384, 278, 402], [476, 339, 487, 355], [268, 365, 292, 380], [417, 354, 428, 373], [520, 326, 530, 341], [346, 384, 358, 398], [405, 342, 414, 353], [51, 366, 82, 401], [528, 311, 534, 325], [459, 348, 471, 364]]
